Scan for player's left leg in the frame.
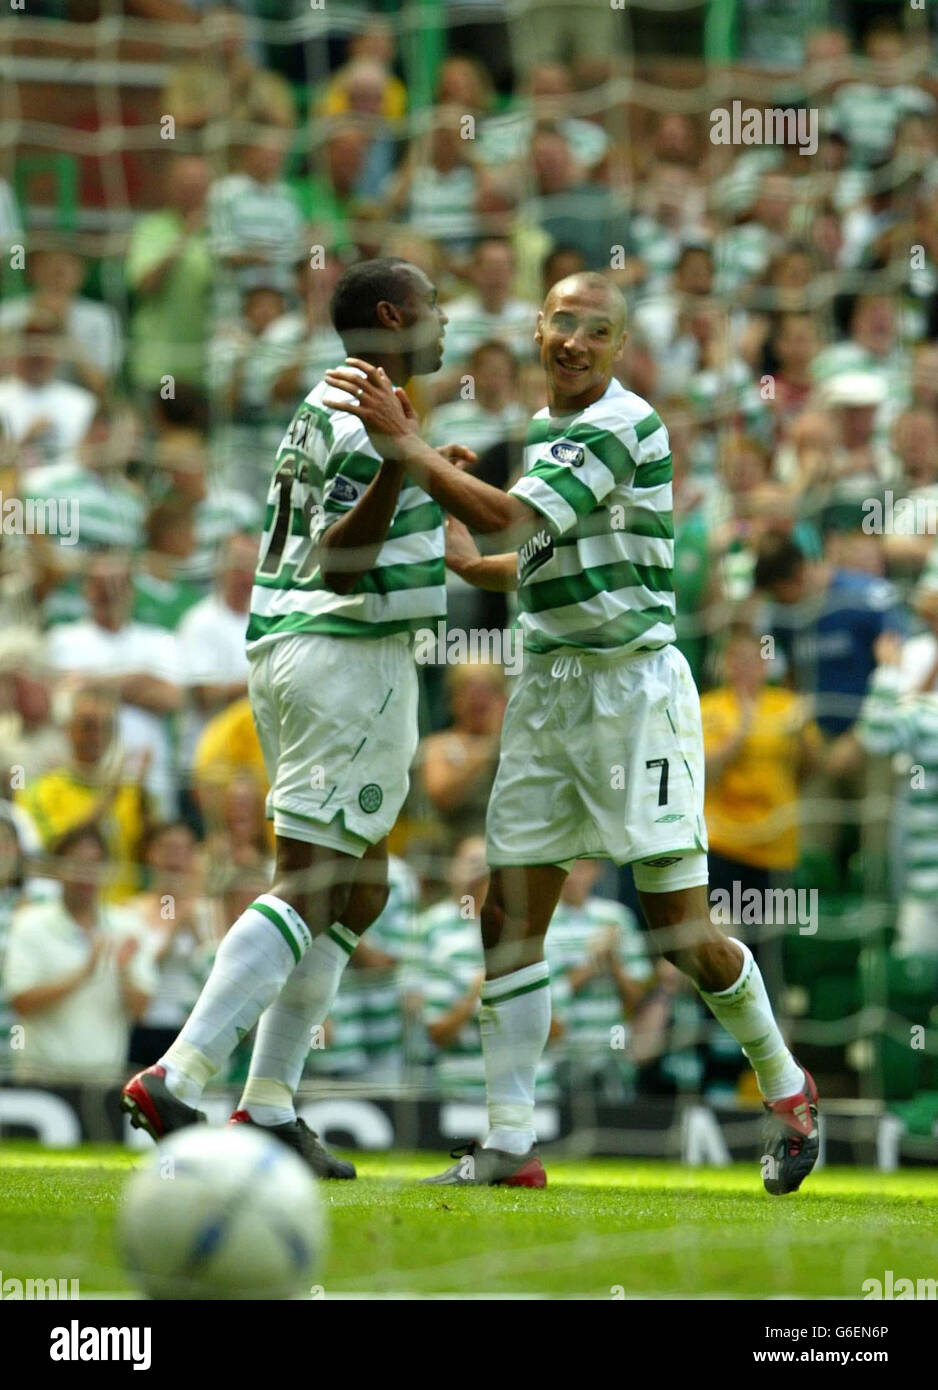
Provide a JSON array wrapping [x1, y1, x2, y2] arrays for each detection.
[[585, 641, 818, 1194], [636, 879, 819, 1195], [234, 839, 390, 1133], [423, 862, 568, 1187]]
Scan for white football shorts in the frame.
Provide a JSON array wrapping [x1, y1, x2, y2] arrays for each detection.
[[248, 631, 418, 857], [486, 642, 708, 891]]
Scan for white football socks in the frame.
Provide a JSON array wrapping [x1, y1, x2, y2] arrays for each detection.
[[480, 961, 551, 1155], [160, 895, 313, 1106], [238, 923, 358, 1125], [697, 937, 804, 1102]]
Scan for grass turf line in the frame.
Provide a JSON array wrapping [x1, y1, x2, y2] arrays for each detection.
[[0, 1144, 935, 1298]]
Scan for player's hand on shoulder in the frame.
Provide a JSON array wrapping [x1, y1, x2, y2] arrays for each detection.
[[324, 359, 419, 457], [437, 443, 478, 470]]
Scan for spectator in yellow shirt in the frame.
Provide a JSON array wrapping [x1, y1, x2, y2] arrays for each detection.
[[701, 627, 822, 958], [15, 685, 149, 902], [192, 695, 265, 805], [319, 22, 407, 123], [192, 695, 273, 852]]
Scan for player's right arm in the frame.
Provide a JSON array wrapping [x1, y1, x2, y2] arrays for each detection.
[[444, 516, 517, 592], [324, 362, 543, 545]]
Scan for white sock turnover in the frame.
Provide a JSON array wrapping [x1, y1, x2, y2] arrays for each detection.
[[159, 895, 313, 1107], [480, 961, 551, 1156], [238, 923, 358, 1125], [697, 937, 804, 1102]]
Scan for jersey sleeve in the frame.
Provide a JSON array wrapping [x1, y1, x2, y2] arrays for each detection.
[[510, 403, 671, 538], [317, 411, 384, 534], [856, 665, 915, 756]]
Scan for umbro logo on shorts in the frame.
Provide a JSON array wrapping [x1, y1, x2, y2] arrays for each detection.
[[641, 856, 682, 867], [358, 784, 383, 813], [654, 813, 685, 823]]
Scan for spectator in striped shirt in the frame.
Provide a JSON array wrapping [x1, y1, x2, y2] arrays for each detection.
[[207, 83, 304, 314], [546, 858, 653, 1101], [855, 628, 938, 957], [440, 239, 540, 375], [422, 836, 559, 1102], [0, 247, 121, 396]]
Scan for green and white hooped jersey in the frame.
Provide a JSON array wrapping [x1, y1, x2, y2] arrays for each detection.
[[246, 380, 446, 652], [545, 895, 652, 1060], [420, 901, 558, 1101], [306, 856, 419, 1077], [510, 378, 676, 655], [857, 667, 938, 898]]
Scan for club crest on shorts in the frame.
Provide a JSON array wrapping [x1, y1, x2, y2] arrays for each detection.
[[358, 783, 383, 814], [550, 440, 585, 467]]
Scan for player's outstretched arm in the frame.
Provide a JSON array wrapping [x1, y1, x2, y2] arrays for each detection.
[[444, 516, 517, 592], [324, 360, 543, 544]]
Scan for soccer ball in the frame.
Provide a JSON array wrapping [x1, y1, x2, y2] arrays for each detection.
[[118, 1124, 327, 1300]]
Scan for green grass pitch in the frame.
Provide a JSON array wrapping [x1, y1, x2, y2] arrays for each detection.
[[1, 1143, 936, 1299]]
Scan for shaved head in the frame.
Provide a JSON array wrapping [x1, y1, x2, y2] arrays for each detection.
[[543, 272, 627, 335], [536, 272, 628, 410]]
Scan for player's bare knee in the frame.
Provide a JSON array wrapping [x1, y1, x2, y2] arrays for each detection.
[[341, 879, 389, 937], [486, 932, 546, 979], [692, 935, 744, 993]]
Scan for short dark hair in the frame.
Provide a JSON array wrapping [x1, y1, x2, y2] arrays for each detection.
[[141, 818, 195, 862], [676, 242, 713, 271], [145, 498, 194, 549], [753, 533, 805, 591], [53, 822, 108, 860], [542, 245, 586, 279], [473, 237, 513, 261], [329, 257, 415, 341], [151, 382, 209, 435]]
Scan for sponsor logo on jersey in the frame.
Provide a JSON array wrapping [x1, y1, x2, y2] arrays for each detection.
[[286, 411, 313, 452], [327, 475, 361, 506], [358, 783, 383, 814], [550, 440, 585, 468], [518, 527, 554, 584], [654, 813, 685, 823]]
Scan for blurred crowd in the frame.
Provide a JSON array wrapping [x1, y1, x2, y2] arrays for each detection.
[[1, 4, 937, 1106]]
